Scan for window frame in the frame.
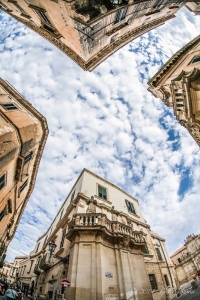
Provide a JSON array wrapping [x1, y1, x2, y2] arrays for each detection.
[[0, 208, 6, 222], [155, 247, 163, 261], [19, 179, 28, 194], [143, 244, 150, 254], [60, 228, 66, 249], [189, 55, 200, 64], [164, 274, 170, 287], [71, 190, 76, 202], [149, 274, 158, 291], [1, 103, 19, 111], [125, 199, 136, 214], [35, 243, 40, 253], [98, 184, 108, 201], [113, 7, 128, 24], [24, 151, 33, 165], [0, 173, 6, 191]]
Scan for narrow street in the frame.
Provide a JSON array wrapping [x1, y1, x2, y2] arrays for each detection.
[[177, 280, 200, 300]]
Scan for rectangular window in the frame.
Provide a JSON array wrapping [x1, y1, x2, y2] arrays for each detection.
[[19, 179, 28, 194], [98, 185, 107, 200], [0, 174, 6, 190], [155, 247, 163, 261], [190, 55, 200, 64], [177, 258, 181, 263], [164, 274, 170, 287], [114, 7, 128, 24], [35, 243, 40, 253], [28, 260, 34, 273], [149, 274, 158, 290], [7, 199, 12, 214], [13, 3, 24, 12], [0, 209, 6, 222], [60, 209, 64, 220], [38, 11, 51, 24], [143, 244, 149, 254], [24, 152, 33, 164], [60, 229, 66, 249], [2, 103, 18, 110], [125, 199, 136, 214], [71, 190, 75, 202]]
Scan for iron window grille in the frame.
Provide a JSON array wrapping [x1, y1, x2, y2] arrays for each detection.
[[60, 229, 66, 249], [0, 174, 6, 190], [19, 179, 28, 194], [125, 199, 136, 214], [2, 103, 18, 110], [155, 247, 163, 261], [98, 185, 107, 200], [114, 7, 128, 24], [149, 274, 158, 290]]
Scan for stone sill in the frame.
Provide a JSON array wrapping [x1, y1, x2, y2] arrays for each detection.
[[95, 195, 112, 205]]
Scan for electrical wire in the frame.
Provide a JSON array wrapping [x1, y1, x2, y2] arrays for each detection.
[[8, 245, 28, 256]]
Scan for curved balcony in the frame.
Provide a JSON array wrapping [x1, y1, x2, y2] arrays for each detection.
[[39, 254, 53, 271], [33, 264, 41, 275], [67, 213, 145, 247]]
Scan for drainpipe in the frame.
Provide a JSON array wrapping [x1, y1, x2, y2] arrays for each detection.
[[159, 240, 175, 290]]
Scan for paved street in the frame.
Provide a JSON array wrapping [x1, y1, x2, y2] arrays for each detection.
[[176, 280, 200, 300]]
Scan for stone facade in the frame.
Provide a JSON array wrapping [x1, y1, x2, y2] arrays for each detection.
[[185, 1, 200, 15], [170, 234, 200, 284], [13, 169, 177, 300], [0, 78, 48, 266], [0, 0, 186, 71], [147, 34, 200, 146]]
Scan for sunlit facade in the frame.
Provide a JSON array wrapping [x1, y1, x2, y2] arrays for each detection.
[[11, 169, 177, 300], [148, 34, 200, 146], [0, 0, 186, 71], [0, 78, 48, 267], [170, 234, 200, 284]]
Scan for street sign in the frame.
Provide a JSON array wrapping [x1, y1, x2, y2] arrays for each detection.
[[61, 279, 71, 287], [105, 272, 113, 278]]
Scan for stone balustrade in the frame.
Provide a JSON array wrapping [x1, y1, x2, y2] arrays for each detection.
[[72, 213, 145, 243]]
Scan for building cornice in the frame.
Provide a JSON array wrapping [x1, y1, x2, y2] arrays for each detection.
[[148, 34, 200, 88], [0, 78, 49, 243], [1, 8, 175, 71]]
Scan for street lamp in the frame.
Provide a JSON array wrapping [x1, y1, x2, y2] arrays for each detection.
[[110, 0, 123, 6], [48, 241, 56, 262]]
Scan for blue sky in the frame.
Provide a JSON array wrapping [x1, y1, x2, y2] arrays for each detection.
[[0, 7, 199, 261]]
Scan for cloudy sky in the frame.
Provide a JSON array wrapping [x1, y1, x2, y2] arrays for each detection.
[[0, 7, 199, 262]]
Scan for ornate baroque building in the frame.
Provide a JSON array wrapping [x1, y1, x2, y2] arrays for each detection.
[[148, 34, 200, 146], [12, 169, 177, 300], [170, 234, 200, 284], [0, 78, 48, 267], [0, 0, 188, 71]]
